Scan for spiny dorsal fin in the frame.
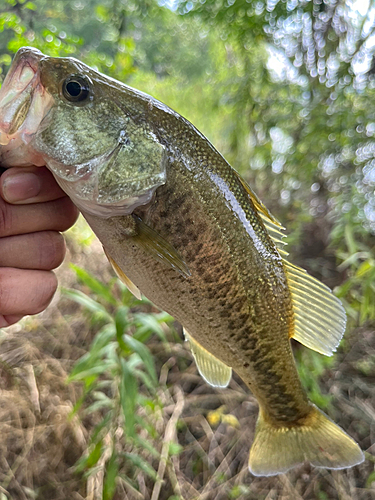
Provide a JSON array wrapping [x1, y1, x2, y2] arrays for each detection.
[[233, 170, 288, 256], [258, 213, 288, 257], [233, 169, 282, 226], [133, 215, 191, 278], [184, 329, 232, 388], [283, 260, 347, 356], [103, 247, 142, 300]]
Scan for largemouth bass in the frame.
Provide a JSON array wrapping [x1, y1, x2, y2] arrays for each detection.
[[0, 47, 364, 476]]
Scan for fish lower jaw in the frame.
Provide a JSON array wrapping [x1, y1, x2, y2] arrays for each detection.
[[0, 137, 45, 167]]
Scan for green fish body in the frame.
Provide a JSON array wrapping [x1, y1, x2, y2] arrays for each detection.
[[0, 47, 364, 475]]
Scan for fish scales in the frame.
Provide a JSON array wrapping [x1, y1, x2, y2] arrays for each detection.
[[0, 47, 365, 476], [87, 157, 313, 424]]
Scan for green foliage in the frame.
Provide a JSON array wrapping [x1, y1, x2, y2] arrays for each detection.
[[229, 484, 251, 499], [65, 265, 174, 498], [333, 220, 375, 325], [295, 348, 333, 410]]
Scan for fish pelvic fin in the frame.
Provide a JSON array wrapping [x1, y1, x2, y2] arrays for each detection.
[[249, 405, 364, 477], [283, 259, 347, 356], [184, 329, 232, 388], [103, 247, 142, 300]]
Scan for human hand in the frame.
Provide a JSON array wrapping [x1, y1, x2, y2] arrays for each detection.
[[0, 166, 79, 327]]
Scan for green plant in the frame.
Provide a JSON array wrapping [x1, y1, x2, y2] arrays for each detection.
[[64, 265, 174, 498], [295, 348, 333, 411]]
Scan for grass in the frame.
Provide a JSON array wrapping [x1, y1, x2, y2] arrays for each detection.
[[0, 216, 374, 499]]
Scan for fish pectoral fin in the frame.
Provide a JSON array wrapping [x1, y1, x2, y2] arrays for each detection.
[[184, 329, 232, 388], [283, 259, 346, 356], [133, 215, 191, 278], [103, 247, 142, 300], [249, 405, 364, 476], [233, 169, 288, 256]]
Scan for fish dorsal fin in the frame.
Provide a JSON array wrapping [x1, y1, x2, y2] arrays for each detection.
[[283, 259, 347, 356], [103, 247, 142, 300], [259, 214, 288, 257], [233, 169, 281, 226], [133, 216, 191, 278], [184, 329, 232, 388], [233, 170, 288, 256]]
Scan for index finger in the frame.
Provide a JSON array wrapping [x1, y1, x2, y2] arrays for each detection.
[[0, 166, 67, 204]]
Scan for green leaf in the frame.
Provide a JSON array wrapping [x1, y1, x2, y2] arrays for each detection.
[[86, 399, 114, 413], [168, 442, 183, 456], [91, 413, 112, 443], [132, 368, 156, 392], [62, 288, 112, 320], [115, 307, 130, 353], [70, 264, 118, 305], [69, 360, 114, 382], [356, 260, 374, 278], [122, 452, 158, 480], [366, 470, 375, 488], [134, 435, 160, 458], [124, 335, 158, 385], [133, 313, 168, 342], [91, 325, 116, 353], [24, 1, 36, 10], [87, 440, 103, 468], [120, 359, 138, 438], [103, 452, 119, 500], [344, 225, 357, 256]]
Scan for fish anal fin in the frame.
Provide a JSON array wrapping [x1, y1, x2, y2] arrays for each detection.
[[283, 259, 347, 356], [249, 405, 364, 476], [103, 247, 142, 300], [184, 329, 232, 388], [133, 215, 190, 278]]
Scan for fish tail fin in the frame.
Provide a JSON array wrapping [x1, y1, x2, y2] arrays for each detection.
[[249, 405, 364, 476]]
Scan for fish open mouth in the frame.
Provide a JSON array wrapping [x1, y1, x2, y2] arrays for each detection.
[[0, 47, 54, 165], [0, 47, 167, 218]]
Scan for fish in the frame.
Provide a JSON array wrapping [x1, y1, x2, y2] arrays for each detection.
[[0, 47, 365, 476]]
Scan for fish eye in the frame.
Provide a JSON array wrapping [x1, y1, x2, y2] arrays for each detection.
[[62, 76, 91, 103]]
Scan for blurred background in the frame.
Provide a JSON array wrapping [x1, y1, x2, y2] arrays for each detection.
[[0, 0, 374, 498]]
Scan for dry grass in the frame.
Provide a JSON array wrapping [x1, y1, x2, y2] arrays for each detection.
[[0, 218, 374, 500]]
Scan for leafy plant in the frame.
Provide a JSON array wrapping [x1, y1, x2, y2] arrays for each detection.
[[64, 265, 174, 498]]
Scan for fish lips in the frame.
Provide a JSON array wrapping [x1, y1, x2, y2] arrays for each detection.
[[0, 47, 54, 165]]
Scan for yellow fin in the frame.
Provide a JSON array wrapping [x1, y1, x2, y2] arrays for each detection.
[[233, 170, 282, 226], [103, 247, 142, 300], [249, 405, 364, 476], [184, 329, 232, 388], [133, 216, 190, 278], [283, 260, 346, 356], [233, 170, 288, 256], [259, 213, 288, 257]]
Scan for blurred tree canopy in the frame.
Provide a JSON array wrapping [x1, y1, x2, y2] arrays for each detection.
[[1, 0, 375, 323]]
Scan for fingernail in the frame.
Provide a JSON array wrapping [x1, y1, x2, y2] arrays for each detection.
[[2, 172, 41, 203]]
